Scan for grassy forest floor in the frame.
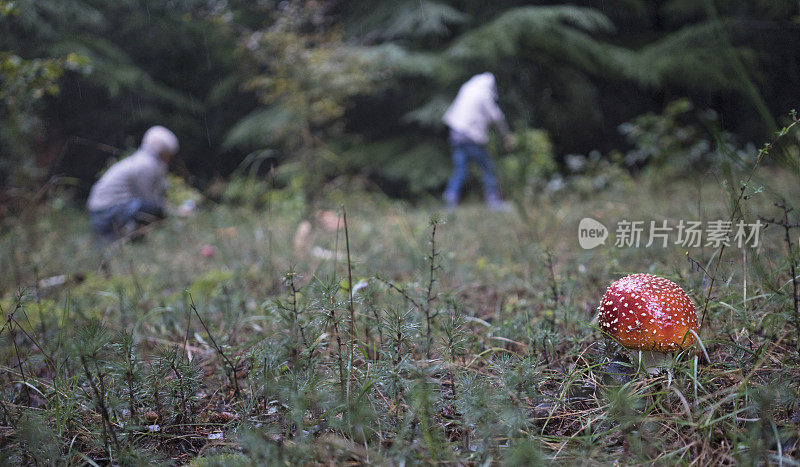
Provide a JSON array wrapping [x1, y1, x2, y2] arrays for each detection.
[[1, 165, 800, 465]]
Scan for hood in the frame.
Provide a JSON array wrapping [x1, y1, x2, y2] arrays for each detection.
[[462, 72, 497, 100], [140, 125, 179, 157]]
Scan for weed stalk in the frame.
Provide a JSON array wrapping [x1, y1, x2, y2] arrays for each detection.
[[80, 355, 121, 454], [424, 217, 442, 356], [701, 114, 800, 327], [188, 294, 240, 395], [342, 205, 356, 404], [760, 202, 800, 352]]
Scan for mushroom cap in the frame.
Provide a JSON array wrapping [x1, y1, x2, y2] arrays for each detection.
[[598, 274, 698, 352]]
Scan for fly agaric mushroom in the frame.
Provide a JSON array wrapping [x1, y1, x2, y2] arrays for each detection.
[[598, 274, 699, 374]]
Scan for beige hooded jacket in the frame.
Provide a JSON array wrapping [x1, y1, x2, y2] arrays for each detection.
[[87, 126, 179, 211]]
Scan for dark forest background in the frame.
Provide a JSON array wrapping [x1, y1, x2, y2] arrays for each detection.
[[2, 0, 799, 201]]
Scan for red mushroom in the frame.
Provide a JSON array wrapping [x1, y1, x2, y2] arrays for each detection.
[[597, 274, 699, 374]]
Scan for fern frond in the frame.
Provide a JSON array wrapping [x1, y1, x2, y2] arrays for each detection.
[[345, 0, 467, 41], [401, 94, 451, 127], [445, 6, 625, 75], [51, 37, 204, 112], [626, 21, 756, 90], [361, 43, 440, 77], [223, 106, 300, 149]]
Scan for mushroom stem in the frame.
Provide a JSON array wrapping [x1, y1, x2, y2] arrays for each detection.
[[637, 350, 670, 375]]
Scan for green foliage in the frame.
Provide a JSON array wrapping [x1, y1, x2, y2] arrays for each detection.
[[382, 307, 420, 363], [2, 4, 800, 460], [337, 137, 452, 195], [0, 1, 17, 16], [445, 6, 620, 71], [505, 438, 545, 466], [440, 305, 468, 363], [0, 0, 245, 197], [190, 453, 250, 467], [9, 412, 61, 464], [346, 0, 467, 42], [618, 98, 748, 178], [1, 158, 800, 463], [559, 150, 632, 199], [218, 153, 306, 211], [73, 319, 111, 357], [624, 21, 753, 91], [224, 107, 298, 150], [188, 269, 235, 300], [229, 0, 387, 198], [0, 52, 83, 102], [2, 0, 797, 199], [499, 128, 558, 196], [166, 173, 203, 205], [0, 51, 88, 184]]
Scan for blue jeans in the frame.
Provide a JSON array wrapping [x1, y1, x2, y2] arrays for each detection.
[[89, 199, 164, 240], [443, 141, 500, 204]]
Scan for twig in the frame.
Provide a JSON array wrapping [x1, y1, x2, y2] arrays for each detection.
[[11, 324, 31, 405], [169, 359, 189, 424], [375, 276, 423, 310], [81, 355, 121, 454], [545, 250, 559, 305], [187, 294, 240, 395], [423, 219, 442, 356], [183, 296, 192, 362], [342, 205, 356, 404], [285, 271, 309, 351], [686, 253, 712, 279], [700, 115, 800, 327], [759, 202, 800, 352]]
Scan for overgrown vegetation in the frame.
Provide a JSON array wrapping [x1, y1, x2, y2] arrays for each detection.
[[2, 0, 800, 464], [2, 0, 799, 199], [1, 116, 799, 463]]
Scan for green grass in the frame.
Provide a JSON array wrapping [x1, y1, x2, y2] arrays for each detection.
[[1, 165, 799, 465]]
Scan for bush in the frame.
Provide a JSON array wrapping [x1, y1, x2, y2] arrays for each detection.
[[498, 128, 558, 197], [617, 98, 745, 178]]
